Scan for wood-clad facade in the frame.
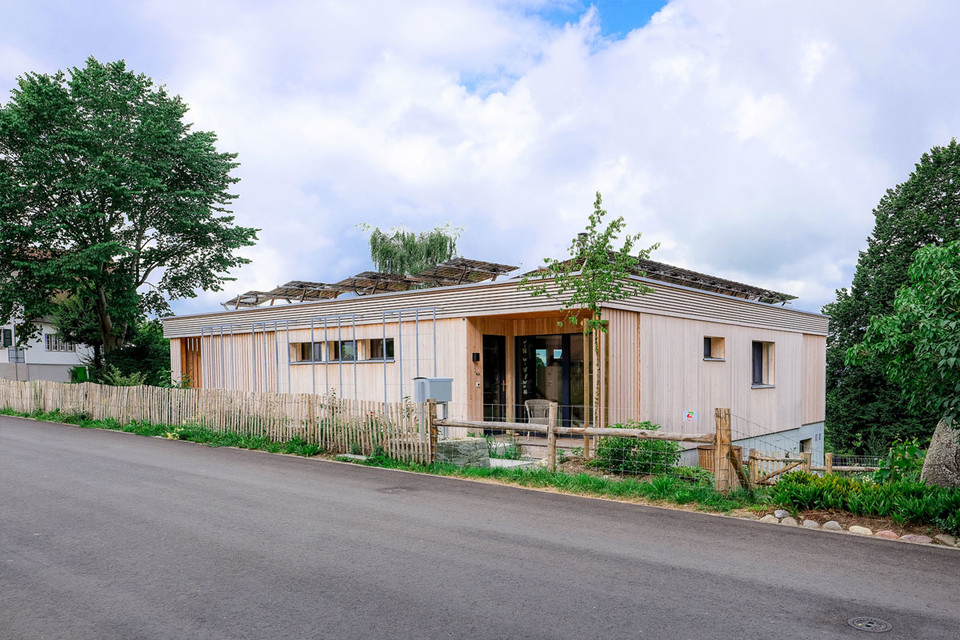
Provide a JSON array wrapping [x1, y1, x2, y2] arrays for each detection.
[[163, 274, 828, 442]]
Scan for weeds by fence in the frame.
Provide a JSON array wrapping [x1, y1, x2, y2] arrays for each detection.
[[0, 379, 432, 464]]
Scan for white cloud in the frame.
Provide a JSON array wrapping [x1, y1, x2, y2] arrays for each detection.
[[4, 0, 960, 316]]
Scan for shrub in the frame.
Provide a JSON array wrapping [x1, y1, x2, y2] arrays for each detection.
[[592, 421, 681, 476], [873, 438, 925, 484], [771, 471, 960, 533]]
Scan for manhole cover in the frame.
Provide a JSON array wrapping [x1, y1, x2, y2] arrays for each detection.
[[379, 487, 408, 494], [847, 617, 892, 633]]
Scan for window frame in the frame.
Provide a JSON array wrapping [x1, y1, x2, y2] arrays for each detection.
[[703, 336, 726, 361], [751, 340, 775, 388]]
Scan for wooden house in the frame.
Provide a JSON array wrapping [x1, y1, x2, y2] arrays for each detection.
[[162, 258, 827, 458]]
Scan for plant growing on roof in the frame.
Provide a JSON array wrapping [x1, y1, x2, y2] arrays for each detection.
[[519, 191, 658, 425], [359, 223, 461, 275]]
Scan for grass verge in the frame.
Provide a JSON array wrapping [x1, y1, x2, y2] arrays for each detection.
[[0, 407, 322, 457], [339, 453, 768, 514]]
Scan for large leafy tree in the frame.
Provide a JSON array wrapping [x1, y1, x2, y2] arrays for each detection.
[[0, 57, 258, 356], [823, 140, 960, 454], [852, 241, 960, 428], [361, 223, 460, 275], [520, 191, 658, 426]]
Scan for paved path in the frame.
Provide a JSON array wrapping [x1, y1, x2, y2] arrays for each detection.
[[2, 416, 958, 639]]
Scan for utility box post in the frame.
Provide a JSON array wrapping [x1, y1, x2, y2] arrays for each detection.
[[714, 408, 735, 492], [427, 399, 438, 464]]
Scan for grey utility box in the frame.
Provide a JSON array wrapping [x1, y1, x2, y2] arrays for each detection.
[[413, 377, 453, 404]]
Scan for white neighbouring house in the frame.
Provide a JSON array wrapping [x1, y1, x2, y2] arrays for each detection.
[[0, 319, 92, 382]]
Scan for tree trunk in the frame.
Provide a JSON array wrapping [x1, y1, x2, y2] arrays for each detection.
[[94, 285, 118, 354]]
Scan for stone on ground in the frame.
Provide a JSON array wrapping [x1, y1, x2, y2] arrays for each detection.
[[935, 533, 958, 547], [900, 534, 933, 544], [874, 530, 899, 540], [823, 520, 844, 531], [848, 525, 873, 536], [802, 519, 820, 529], [780, 516, 799, 526], [760, 514, 779, 524], [773, 509, 790, 519], [920, 419, 960, 488]]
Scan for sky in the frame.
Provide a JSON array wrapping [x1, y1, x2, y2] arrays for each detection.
[[3, 0, 960, 316]]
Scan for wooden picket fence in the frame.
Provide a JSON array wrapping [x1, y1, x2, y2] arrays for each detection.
[[0, 379, 432, 464]]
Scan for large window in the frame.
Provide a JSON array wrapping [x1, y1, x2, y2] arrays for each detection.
[[751, 341, 775, 387]]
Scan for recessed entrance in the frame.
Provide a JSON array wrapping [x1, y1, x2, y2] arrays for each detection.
[[515, 334, 584, 426]]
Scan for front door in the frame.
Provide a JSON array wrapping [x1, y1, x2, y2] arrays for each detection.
[[482, 335, 506, 421]]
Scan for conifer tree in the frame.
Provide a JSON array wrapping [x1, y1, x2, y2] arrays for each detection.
[[823, 140, 960, 453]]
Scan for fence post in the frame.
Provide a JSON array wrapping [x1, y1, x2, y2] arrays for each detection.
[[802, 451, 811, 473], [825, 452, 833, 475], [749, 448, 759, 487], [547, 402, 557, 472], [713, 408, 735, 492], [427, 399, 438, 464]]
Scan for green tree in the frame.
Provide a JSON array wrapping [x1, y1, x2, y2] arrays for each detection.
[[101, 319, 172, 387], [823, 140, 960, 453], [520, 191, 658, 425], [361, 223, 460, 275], [851, 241, 960, 428], [0, 57, 258, 357]]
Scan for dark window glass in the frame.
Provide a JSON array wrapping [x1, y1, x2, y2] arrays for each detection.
[[369, 338, 394, 360], [752, 341, 763, 385], [704, 337, 712, 358]]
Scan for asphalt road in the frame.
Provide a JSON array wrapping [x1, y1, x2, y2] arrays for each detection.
[[2, 416, 958, 640]]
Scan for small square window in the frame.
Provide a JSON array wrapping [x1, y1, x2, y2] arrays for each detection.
[[703, 336, 725, 361]]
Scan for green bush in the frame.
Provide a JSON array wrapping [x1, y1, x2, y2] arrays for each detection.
[[873, 438, 925, 484], [771, 471, 960, 535], [591, 421, 681, 476]]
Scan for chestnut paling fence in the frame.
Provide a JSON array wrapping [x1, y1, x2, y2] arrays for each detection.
[[0, 379, 432, 463]]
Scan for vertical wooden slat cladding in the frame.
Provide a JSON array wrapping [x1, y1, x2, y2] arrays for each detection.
[[638, 314, 804, 438], [801, 334, 826, 424], [169, 338, 183, 385], [604, 308, 639, 424], [182, 336, 203, 388]]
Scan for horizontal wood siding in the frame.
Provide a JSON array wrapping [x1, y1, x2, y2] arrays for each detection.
[[639, 314, 806, 439], [164, 277, 827, 339], [801, 334, 826, 424]]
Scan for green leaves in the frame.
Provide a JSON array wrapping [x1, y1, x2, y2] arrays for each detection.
[[824, 140, 960, 453], [0, 57, 258, 357], [361, 223, 460, 275], [518, 191, 658, 333], [854, 241, 960, 428]]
